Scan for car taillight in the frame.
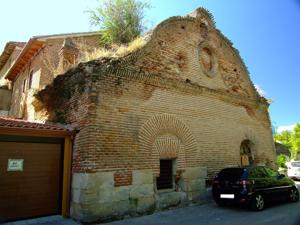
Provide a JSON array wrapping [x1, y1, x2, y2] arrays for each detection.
[[240, 180, 249, 189]]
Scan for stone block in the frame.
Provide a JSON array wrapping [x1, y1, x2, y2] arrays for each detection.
[[181, 178, 205, 192], [71, 202, 101, 223], [70, 203, 83, 221], [112, 200, 132, 216], [96, 187, 114, 203], [97, 185, 130, 203], [72, 188, 81, 204], [113, 186, 130, 201], [190, 178, 205, 191], [80, 189, 98, 205], [136, 196, 155, 213], [130, 184, 154, 199], [187, 190, 201, 202], [132, 170, 154, 185], [182, 167, 207, 180], [89, 202, 114, 222], [92, 171, 114, 188], [156, 191, 186, 209], [72, 173, 91, 189]]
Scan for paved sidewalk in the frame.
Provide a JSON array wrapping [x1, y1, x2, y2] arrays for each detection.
[[2, 215, 79, 225]]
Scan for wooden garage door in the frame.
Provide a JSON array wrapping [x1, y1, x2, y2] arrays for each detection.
[[0, 141, 62, 221]]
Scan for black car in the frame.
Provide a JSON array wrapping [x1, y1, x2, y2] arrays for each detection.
[[212, 166, 299, 210]]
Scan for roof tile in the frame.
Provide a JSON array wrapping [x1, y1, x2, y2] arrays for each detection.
[[0, 116, 72, 132]]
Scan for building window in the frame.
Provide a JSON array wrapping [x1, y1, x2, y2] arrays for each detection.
[[156, 160, 173, 190], [22, 79, 27, 93], [29, 71, 34, 89]]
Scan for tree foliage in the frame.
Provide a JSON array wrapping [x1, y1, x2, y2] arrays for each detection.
[[88, 0, 150, 45], [276, 154, 288, 168], [292, 124, 300, 156], [274, 123, 300, 159], [274, 130, 292, 149]]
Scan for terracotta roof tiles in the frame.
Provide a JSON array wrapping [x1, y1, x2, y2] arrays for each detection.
[[0, 116, 72, 133]]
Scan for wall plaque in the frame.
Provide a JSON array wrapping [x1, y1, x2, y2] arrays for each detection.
[[7, 159, 24, 171]]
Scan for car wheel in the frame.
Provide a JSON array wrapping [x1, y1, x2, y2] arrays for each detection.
[[289, 188, 299, 202], [251, 194, 265, 211]]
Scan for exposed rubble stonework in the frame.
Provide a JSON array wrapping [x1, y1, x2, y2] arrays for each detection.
[[35, 8, 276, 223]]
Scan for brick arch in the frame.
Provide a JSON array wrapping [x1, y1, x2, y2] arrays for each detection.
[[243, 128, 260, 149], [139, 114, 198, 173], [240, 128, 260, 164], [152, 134, 187, 171], [153, 134, 182, 159]]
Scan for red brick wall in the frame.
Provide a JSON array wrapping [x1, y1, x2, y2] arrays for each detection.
[[114, 171, 133, 187], [65, 67, 274, 178], [37, 11, 275, 179]]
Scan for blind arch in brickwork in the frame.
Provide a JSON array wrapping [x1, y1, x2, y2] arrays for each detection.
[[240, 128, 259, 163], [139, 114, 199, 173]]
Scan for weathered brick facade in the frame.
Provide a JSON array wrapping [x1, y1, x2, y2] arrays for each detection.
[[35, 8, 276, 223]]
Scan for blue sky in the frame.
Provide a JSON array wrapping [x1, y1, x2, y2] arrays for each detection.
[[1, 0, 299, 130]]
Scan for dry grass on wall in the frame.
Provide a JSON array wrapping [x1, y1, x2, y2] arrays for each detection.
[[41, 37, 145, 79], [80, 37, 145, 62]]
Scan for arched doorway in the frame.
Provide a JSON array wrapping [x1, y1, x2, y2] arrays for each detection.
[[240, 139, 254, 166]]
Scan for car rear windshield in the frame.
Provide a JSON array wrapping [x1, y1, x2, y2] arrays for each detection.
[[218, 168, 245, 180], [291, 162, 300, 167]]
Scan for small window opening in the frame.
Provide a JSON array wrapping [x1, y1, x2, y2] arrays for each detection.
[[29, 71, 34, 89], [157, 160, 173, 190], [22, 79, 27, 93]]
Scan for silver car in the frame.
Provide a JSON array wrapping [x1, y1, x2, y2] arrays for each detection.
[[287, 161, 300, 179]]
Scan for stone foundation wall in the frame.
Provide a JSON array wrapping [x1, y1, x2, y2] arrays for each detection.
[[71, 167, 207, 223]]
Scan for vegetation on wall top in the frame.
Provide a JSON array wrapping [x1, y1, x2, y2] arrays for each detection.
[[87, 0, 151, 45]]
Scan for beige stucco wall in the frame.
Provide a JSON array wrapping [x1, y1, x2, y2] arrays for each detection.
[[0, 47, 23, 87], [9, 35, 100, 119], [0, 88, 12, 111]]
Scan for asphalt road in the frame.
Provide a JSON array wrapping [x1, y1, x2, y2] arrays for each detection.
[[103, 182, 300, 225]]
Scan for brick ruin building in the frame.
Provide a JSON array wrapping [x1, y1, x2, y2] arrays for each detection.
[[34, 8, 276, 223]]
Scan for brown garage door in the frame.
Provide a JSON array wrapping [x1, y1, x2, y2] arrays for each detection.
[[0, 141, 62, 221]]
